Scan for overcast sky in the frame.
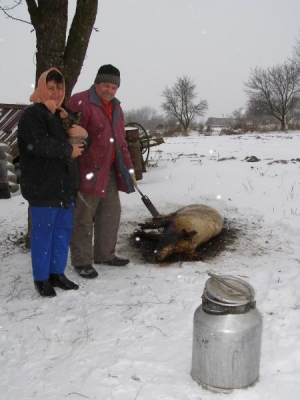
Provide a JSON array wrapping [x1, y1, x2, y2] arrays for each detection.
[[1, 0, 300, 119]]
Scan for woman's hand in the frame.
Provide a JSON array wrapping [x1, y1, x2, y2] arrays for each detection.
[[68, 124, 88, 139], [71, 143, 85, 158]]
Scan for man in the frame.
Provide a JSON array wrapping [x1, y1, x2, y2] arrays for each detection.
[[67, 64, 136, 279]]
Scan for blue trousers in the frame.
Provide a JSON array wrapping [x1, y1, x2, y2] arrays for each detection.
[[29, 204, 74, 281]]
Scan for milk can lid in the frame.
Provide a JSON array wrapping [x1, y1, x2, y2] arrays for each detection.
[[205, 274, 255, 305]]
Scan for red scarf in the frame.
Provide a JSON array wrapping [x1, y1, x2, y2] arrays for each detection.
[[100, 99, 115, 163], [100, 99, 113, 122]]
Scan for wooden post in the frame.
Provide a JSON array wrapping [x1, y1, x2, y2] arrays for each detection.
[[125, 127, 143, 180]]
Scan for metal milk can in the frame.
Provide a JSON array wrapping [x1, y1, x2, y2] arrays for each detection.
[[191, 273, 262, 392]]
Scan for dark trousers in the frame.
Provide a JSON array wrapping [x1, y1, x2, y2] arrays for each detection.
[[30, 204, 74, 281]]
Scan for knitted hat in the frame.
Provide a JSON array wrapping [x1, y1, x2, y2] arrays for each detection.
[[94, 64, 121, 87]]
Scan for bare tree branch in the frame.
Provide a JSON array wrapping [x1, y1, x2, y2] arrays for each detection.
[[63, 0, 98, 98], [0, 0, 98, 96], [0, 0, 32, 25]]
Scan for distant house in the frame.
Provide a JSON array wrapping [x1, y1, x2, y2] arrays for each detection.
[[205, 117, 233, 128], [0, 103, 27, 162]]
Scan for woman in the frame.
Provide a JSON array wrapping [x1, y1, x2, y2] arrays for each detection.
[[18, 67, 88, 297]]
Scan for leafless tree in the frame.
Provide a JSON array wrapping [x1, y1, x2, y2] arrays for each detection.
[[244, 63, 300, 130], [0, 0, 98, 98], [161, 76, 208, 132]]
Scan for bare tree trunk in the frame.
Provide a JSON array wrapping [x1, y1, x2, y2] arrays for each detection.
[[26, 0, 68, 82], [26, 0, 98, 95], [63, 0, 98, 98]]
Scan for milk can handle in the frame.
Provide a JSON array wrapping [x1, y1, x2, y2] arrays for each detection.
[[208, 273, 254, 301]]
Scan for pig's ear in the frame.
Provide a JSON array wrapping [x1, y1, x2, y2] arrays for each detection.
[[181, 229, 197, 240]]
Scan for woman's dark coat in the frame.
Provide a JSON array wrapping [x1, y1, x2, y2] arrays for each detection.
[[18, 103, 79, 208]]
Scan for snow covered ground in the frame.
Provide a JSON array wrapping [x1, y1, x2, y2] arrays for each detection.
[[0, 131, 300, 400]]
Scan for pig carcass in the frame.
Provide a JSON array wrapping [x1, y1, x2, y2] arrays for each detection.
[[136, 204, 224, 261]]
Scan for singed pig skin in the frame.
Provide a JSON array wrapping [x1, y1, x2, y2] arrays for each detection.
[[139, 204, 224, 261]]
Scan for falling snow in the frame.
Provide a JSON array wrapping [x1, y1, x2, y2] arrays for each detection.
[[0, 131, 300, 399]]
